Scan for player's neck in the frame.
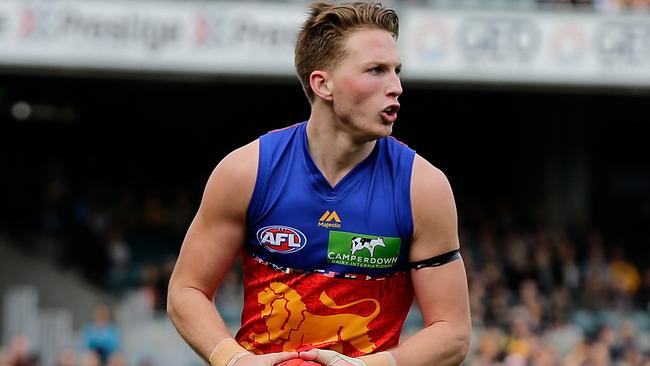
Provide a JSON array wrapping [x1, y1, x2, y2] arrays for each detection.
[[306, 112, 376, 187]]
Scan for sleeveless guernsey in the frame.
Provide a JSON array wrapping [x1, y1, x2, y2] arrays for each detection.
[[236, 121, 416, 357]]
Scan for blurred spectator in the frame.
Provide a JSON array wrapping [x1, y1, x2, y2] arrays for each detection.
[[543, 289, 584, 359], [531, 231, 556, 297], [81, 304, 121, 365], [138, 357, 155, 366], [107, 226, 132, 294], [469, 275, 488, 327], [470, 328, 503, 366], [169, 189, 194, 239], [638, 268, 650, 311], [537, 0, 594, 7], [504, 230, 534, 294], [530, 345, 559, 366], [608, 246, 641, 311], [583, 341, 613, 366], [79, 350, 102, 366], [596, 325, 617, 361], [518, 279, 545, 330], [4, 335, 37, 366], [142, 193, 168, 230], [595, 0, 650, 11], [139, 263, 163, 312], [581, 233, 611, 310], [503, 309, 538, 362], [56, 347, 78, 366], [564, 340, 590, 366], [557, 238, 581, 296], [107, 352, 128, 366]]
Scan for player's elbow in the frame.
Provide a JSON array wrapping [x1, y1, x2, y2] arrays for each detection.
[[166, 282, 181, 322], [166, 292, 176, 320], [451, 324, 471, 365]]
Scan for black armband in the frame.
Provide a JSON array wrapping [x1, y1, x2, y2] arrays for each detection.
[[408, 249, 461, 270]]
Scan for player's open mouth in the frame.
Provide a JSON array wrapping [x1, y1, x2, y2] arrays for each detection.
[[381, 104, 400, 122]]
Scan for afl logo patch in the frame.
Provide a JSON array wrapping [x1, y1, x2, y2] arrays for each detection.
[[256, 226, 307, 254]]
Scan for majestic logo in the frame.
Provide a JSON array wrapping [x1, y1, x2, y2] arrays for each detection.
[[240, 282, 379, 354], [256, 226, 306, 254], [318, 210, 341, 229], [327, 231, 400, 269]]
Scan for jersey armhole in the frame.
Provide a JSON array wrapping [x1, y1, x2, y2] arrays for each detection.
[[246, 138, 268, 225]]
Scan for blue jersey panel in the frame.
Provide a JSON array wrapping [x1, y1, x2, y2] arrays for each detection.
[[245, 122, 415, 277]]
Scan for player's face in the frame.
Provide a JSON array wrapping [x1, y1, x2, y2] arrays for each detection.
[[328, 28, 402, 141]]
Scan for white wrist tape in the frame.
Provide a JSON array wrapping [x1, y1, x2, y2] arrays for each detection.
[[208, 338, 251, 366], [226, 351, 252, 366], [314, 349, 367, 366]]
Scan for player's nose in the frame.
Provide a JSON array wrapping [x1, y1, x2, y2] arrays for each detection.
[[387, 73, 402, 98]]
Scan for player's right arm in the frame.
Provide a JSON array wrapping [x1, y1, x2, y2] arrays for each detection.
[[167, 140, 297, 366]]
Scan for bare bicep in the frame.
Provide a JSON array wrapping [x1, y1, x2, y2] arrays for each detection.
[[169, 141, 258, 297], [409, 154, 460, 262]]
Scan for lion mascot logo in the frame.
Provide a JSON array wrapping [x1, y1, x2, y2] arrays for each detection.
[[243, 282, 380, 354]]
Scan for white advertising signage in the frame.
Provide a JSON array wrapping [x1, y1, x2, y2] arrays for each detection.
[[0, 1, 649, 87], [0, 1, 303, 75], [400, 8, 650, 86]]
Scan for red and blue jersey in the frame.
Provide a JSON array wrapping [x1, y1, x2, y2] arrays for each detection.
[[236, 121, 416, 356]]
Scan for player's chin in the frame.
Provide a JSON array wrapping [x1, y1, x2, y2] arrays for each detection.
[[379, 111, 396, 126], [376, 119, 394, 137]]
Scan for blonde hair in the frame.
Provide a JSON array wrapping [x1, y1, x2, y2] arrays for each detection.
[[295, 1, 399, 102]]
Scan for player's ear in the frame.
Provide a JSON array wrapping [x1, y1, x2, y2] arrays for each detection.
[[310, 70, 333, 101]]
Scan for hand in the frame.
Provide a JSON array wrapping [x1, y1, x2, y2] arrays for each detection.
[[299, 349, 366, 366], [234, 352, 299, 366]]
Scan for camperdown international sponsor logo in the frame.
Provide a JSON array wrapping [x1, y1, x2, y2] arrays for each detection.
[[318, 210, 341, 229], [257, 225, 307, 254], [327, 231, 400, 269]]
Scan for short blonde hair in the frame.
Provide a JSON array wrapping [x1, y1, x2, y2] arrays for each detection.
[[295, 1, 399, 102]]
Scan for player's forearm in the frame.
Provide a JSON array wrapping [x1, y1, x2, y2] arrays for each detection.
[[167, 285, 233, 361], [391, 320, 470, 366]]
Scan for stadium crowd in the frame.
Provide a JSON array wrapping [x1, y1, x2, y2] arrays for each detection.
[[0, 157, 648, 366]]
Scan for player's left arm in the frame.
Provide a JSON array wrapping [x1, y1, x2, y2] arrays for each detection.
[[390, 154, 471, 366]]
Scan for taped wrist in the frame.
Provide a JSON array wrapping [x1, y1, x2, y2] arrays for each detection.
[[312, 349, 365, 366], [208, 338, 251, 366], [359, 352, 398, 366], [314, 349, 397, 366]]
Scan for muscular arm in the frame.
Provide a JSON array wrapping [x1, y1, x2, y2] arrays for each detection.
[[390, 155, 471, 366], [167, 141, 258, 361]]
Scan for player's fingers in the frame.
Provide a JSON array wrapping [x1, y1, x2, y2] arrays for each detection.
[[269, 351, 300, 365], [298, 350, 319, 361], [300, 349, 344, 366]]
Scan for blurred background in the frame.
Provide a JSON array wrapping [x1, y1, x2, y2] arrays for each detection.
[[1, 0, 649, 365]]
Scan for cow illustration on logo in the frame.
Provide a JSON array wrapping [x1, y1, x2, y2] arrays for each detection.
[[243, 282, 379, 354], [350, 237, 385, 257]]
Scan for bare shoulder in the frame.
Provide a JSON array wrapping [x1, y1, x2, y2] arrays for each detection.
[[411, 154, 452, 196], [409, 154, 459, 262], [200, 139, 259, 219], [216, 139, 259, 178]]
